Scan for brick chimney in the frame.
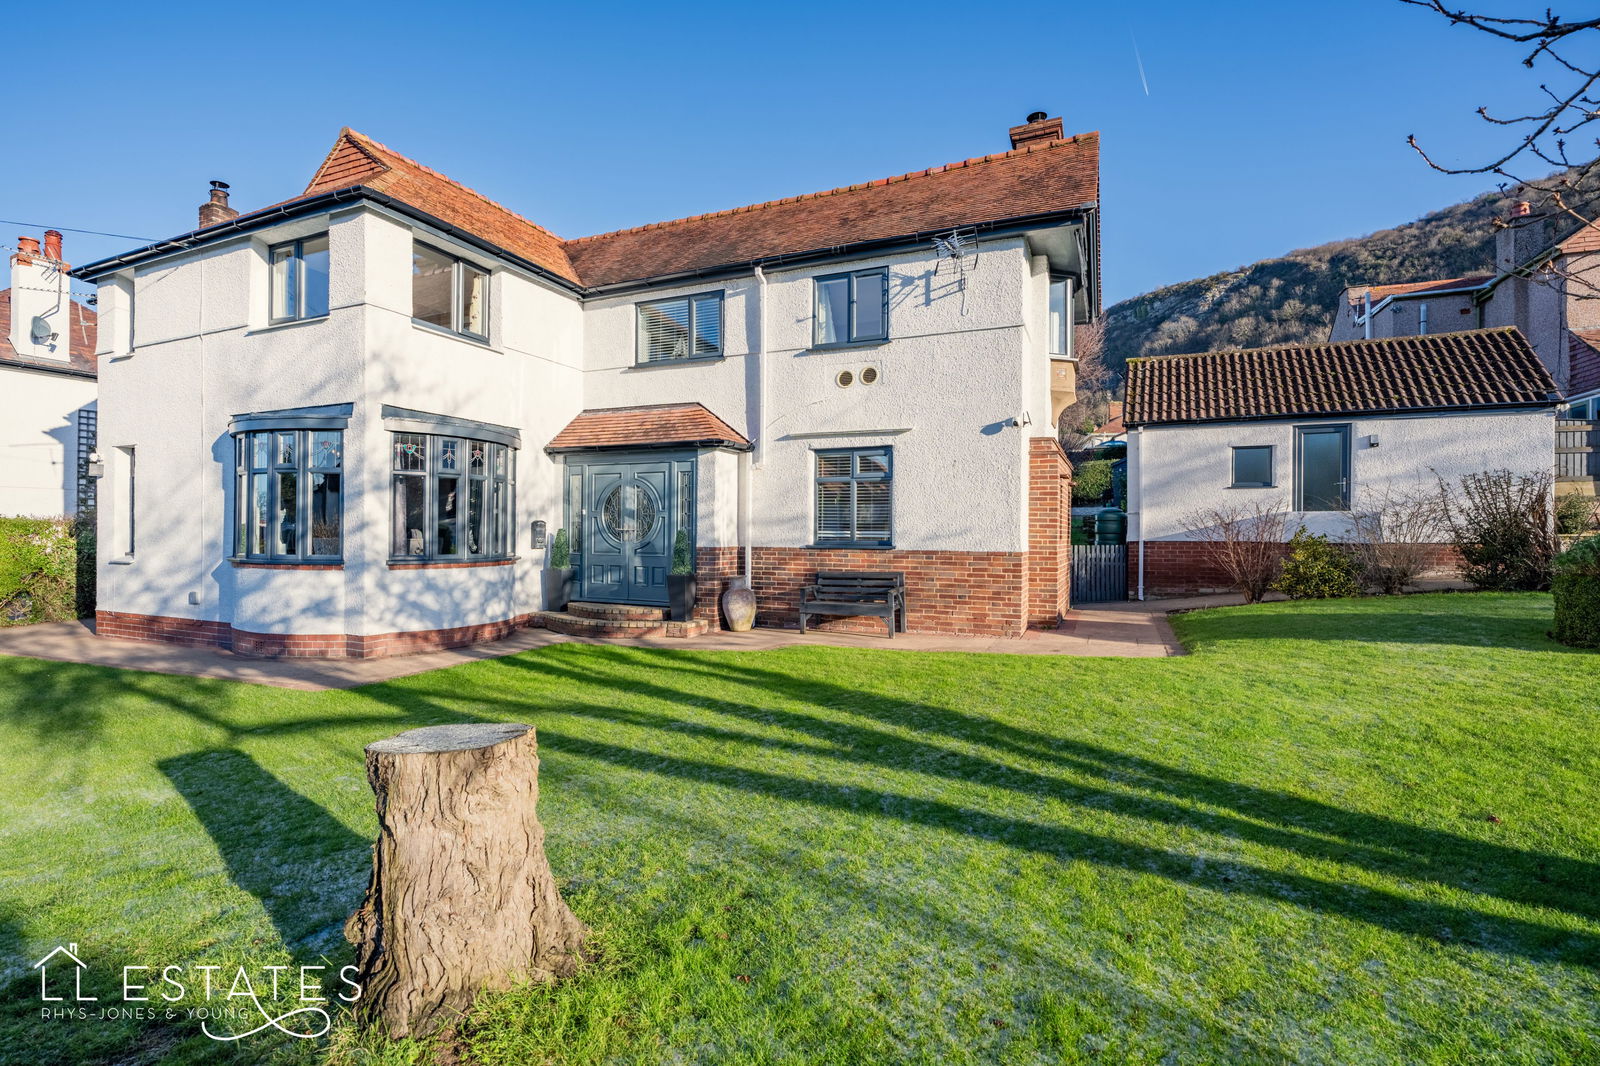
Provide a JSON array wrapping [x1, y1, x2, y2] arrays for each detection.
[[1496, 199, 1554, 272], [198, 180, 237, 229], [1009, 111, 1064, 150], [8, 232, 72, 361]]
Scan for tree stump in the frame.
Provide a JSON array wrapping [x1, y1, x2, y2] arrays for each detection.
[[344, 722, 587, 1038]]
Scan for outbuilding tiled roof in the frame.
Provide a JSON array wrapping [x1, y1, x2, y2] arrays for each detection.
[[0, 289, 97, 378], [546, 403, 751, 453], [1124, 328, 1557, 427]]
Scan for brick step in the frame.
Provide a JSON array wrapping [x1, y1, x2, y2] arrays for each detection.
[[534, 611, 710, 639], [567, 601, 670, 622]]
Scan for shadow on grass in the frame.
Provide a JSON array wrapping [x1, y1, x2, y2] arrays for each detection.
[[159, 749, 374, 953], [361, 646, 1600, 971]]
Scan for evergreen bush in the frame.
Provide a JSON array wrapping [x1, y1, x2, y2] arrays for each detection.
[[1272, 527, 1361, 600], [670, 530, 694, 575], [1552, 535, 1600, 648], [1072, 460, 1114, 504], [549, 527, 571, 569]]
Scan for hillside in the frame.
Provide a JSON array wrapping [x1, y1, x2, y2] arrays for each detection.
[[1102, 182, 1573, 379]]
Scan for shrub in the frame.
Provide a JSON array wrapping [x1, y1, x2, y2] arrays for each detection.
[[1552, 535, 1600, 647], [1072, 459, 1114, 504], [1436, 470, 1558, 591], [1180, 502, 1289, 603], [1273, 527, 1361, 599], [1346, 489, 1444, 594], [73, 511, 96, 618], [549, 526, 571, 569], [670, 530, 694, 575], [0, 517, 82, 625], [1556, 492, 1597, 536]]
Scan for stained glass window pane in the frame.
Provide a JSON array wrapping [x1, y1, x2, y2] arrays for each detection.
[[252, 433, 270, 470], [276, 432, 296, 467], [310, 430, 341, 470], [439, 438, 460, 473], [394, 433, 427, 472], [469, 441, 487, 475]]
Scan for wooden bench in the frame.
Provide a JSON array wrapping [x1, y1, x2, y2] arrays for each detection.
[[799, 571, 906, 638]]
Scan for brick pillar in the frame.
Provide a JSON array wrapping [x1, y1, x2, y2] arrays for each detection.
[[693, 546, 744, 625], [1027, 437, 1072, 627]]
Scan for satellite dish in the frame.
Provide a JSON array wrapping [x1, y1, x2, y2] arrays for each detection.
[[30, 316, 56, 344]]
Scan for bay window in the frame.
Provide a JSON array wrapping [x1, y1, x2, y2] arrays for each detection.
[[391, 432, 515, 560], [233, 428, 343, 561]]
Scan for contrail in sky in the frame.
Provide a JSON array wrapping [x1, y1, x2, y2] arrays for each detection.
[[1132, 32, 1151, 96]]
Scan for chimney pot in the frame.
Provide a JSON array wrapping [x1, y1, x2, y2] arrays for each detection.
[[1511, 200, 1533, 218], [1009, 112, 1065, 150], [43, 229, 62, 261], [15, 235, 40, 257], [198, 180, 239, 230]]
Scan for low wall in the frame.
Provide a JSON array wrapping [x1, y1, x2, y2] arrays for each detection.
[[1127, 541, 1463, 597]]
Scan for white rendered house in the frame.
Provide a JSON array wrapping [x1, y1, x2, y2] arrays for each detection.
[[75, 115, 1098, 655], [1, 231, 97, 517], [1123, 328, 1558, 597]]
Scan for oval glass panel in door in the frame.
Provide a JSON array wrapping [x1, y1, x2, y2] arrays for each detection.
[[600, 483, 662, 543]]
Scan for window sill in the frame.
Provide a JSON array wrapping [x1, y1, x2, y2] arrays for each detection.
[[627, 354, 726, 370], [411, 319, 496, 351], [1226, 484, 1276, 490], [805, 542, 895, 551], [108, 557, 134, 566], [387, 557, 519, 570], [247, 315, 329, 337], [804, 339, 890, 355], [229, 559, 344, 570]]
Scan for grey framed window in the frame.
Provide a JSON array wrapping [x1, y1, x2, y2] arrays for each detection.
[[815, 447, 892, 546], [391, 433, 515, 561], [637, 292, 723, 363], [1048, 277, 1072, 355], [269, 234, 330, 323], [815, 268, 889, 346], [1231, 445, 1274, 488], [1295, 425, 1351, 511], [233, 429, 343, 561], [412, 242, 489, 340]]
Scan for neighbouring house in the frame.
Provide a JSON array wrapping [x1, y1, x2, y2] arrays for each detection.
[[1123, 328, 1558, 597], [73, 114, 1098, 655], [1085, 399, 1125, 446], [1331, 201, 1600, 496], [1, 231, 97, 517]]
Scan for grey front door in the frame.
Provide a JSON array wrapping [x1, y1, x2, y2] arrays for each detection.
[[581, 459, 673, 605]]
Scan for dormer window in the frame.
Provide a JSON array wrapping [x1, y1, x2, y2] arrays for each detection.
[[412, 242, 489, 341], [269, 235, 330, 323]]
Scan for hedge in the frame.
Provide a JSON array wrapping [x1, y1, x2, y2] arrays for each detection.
[[1552, 535, 1600, 648], [1072, 459, 1114, 504], [0, 516, 93, 626]]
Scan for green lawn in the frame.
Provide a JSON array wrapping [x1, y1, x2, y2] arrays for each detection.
[[1, 593, 1598, 1065]]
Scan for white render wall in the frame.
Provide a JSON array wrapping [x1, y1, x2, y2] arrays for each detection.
[[93, 207, 1058, 637], [1128, 409, 1557, 541], [0, 367, 95, 516]]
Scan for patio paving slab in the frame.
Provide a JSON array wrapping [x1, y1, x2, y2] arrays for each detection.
[[0, 603, 1187, 691]]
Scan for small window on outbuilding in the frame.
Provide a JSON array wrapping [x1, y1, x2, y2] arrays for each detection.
[[1231, 445, 1274, 488]]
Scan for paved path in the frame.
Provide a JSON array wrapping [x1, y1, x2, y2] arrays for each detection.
[[0, 604, 1188, 692]]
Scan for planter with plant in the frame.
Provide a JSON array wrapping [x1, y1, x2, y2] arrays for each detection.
[[542, 527, 573, 611], [1552, 534, 1600, 648], [667, 530, 697, 622]]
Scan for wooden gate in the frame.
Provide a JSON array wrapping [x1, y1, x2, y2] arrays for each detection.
[[1071, 544, 1127, 604], [1557, 419, 1598, 482]]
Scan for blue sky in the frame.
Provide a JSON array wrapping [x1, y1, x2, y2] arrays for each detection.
[[0, 0, 1565, 305]]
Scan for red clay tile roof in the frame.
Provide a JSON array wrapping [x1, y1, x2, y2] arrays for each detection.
[[1570, 329, 1600, 396], [302, 128, 579, 283], [1560, 223, 1600, 254], [297, 127, 1096, 290], [0, 289, 97, 377], [546, 403, 751, 452], [1096, 399, 1124, 435], [1346, 275, 1493, 306], [1124, 328, 1556, 426], [564, 133, 1099, 288]]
